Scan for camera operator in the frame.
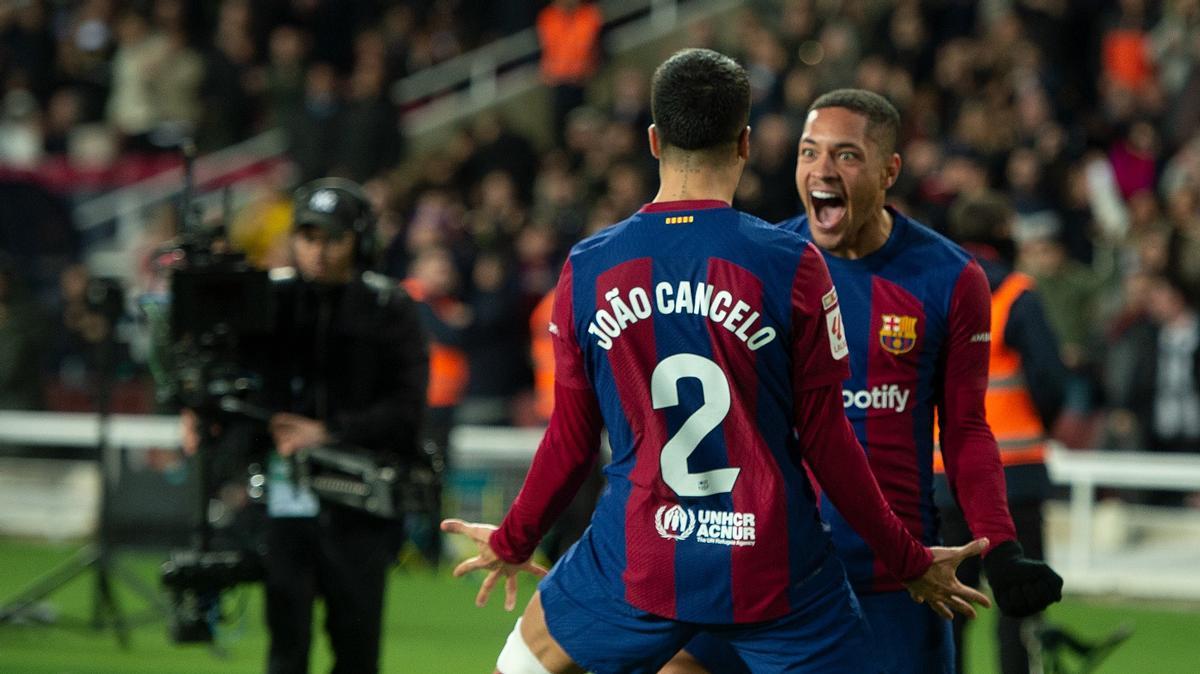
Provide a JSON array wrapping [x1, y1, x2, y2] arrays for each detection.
[[183, 177, 428, 673]]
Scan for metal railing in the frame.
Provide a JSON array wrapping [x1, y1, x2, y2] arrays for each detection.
[[397, 0, 742, 136], [71, 128, 289, 233]]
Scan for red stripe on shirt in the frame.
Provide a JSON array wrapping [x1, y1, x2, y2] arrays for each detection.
[[599, 258, 679, 618], [705, 258, 791, 621], [866, 275, 926, 587]]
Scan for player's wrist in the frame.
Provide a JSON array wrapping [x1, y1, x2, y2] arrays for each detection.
[[982, 539, 1023, 572], [487, 526, 529, 566]]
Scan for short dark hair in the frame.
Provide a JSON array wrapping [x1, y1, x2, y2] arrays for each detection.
[[809, 88, 900, 156], [651, 48, 750, 153]]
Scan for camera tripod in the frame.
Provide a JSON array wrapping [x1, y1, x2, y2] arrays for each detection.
[[0, 303, 168, 647]]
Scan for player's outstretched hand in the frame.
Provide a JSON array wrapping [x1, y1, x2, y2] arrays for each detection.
[[983, 540, 1064, 618], [440, 518, 549, 612], [904, 537, 992, 620]]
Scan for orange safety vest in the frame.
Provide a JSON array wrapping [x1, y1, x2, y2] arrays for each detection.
[[934, 272, 1046, 472], [530, 290, 556, 422], [401, 278, 469, 409], [536, 3, 603, 84]]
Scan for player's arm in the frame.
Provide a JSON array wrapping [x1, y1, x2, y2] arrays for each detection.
[[790, 244, 989, 619], [442, 260, 601, 611], [939, 261, 1017, 546], [940, 261, 1062, 617]]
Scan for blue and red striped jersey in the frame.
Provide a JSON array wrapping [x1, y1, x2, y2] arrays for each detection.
[[781, 206, 1016, 594], [527, 200, 849, 623]]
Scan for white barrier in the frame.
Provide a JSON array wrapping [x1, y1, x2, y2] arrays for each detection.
[[1046, 444, 1200, 598], [0, 411, 541, 467], [5, 412, 1200, 598]]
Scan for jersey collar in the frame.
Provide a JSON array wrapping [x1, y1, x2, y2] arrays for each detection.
[[638, 200, 730, 213]]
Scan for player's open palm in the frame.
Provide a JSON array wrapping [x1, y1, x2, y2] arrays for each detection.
[[904, 537, 992, 620], [441, 518, 549, 612]]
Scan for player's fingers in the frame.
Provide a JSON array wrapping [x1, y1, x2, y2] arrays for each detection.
[[953, 537, 989, 562], [947, 595, 977, 620], [932, 600, 954, 621], [452, 556, 484, 578], [504, 572, 519, 612], [476, 568, 501, 607], [521, 561, 549, 578], [440, 518, 469, 535], [951, 581, 992, 608]]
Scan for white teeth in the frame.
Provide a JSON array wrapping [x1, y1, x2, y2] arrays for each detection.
[[811, 190, 840, 199]]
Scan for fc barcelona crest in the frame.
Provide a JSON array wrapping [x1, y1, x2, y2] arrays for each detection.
[[879, 314, 918, 355]]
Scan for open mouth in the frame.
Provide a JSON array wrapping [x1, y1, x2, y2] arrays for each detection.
[[810, 189, 847, 230]]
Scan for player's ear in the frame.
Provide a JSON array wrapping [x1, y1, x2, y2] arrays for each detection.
[[648, 124, 661, 159], [883, 152, 901, 190], [737, 126, 750, 161]]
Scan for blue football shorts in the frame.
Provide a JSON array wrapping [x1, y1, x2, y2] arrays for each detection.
[[686, 587, 952, 674], [539, 551, 879, 674]]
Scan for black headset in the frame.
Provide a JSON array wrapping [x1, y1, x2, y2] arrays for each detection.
[[292, 177, 377, 268]]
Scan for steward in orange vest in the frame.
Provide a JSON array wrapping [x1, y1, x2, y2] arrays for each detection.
[[938, 193, 1068, 674]]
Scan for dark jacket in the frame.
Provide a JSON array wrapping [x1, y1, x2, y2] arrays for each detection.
[[257, 269, 428, 465], [1110, 317, 1200, 450]]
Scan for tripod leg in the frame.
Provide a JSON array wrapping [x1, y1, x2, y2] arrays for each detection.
[[113, 561, 171, 618], [0, 545, 99, 623], [92, 553, 131, 649]]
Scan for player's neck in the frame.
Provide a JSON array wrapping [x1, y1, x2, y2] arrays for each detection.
[[838, 208, 893, 260], [653, 155, 739, 205]]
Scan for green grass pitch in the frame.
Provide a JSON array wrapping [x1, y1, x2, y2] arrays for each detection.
[[0, 539, 1197, 673]]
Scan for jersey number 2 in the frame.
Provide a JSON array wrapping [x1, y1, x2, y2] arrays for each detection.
[[651, 353, 739, 497]]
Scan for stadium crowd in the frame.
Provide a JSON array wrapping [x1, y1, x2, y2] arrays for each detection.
[[2, 0, 1200, 469]]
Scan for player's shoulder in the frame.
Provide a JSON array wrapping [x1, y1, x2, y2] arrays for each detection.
[[896, 211, 973, 270], [775, 212, 809, 237], [734, 209, 813, 253]]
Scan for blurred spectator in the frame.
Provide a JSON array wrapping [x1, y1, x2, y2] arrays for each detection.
[[197, 0, 258, 150], [283, 61, 342, 182], [536, 0, 603, 144], [463, 112, 539, 204], [336, 40, 403, 182], [0, 180, 79, 303], [458, 251, 528, 425], [736, 112, 799, 223], [1016, 212, 1103, 373], [0, 254, 45, 410], [42, 88, 85, 156], [0, 85, 41, 167], [1108, 273, 1200, 502], [1109, 120, 1160, 200], [106, 6, 202, 150], [262, 24, 308, 128], [608, 66, 651, 135]]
